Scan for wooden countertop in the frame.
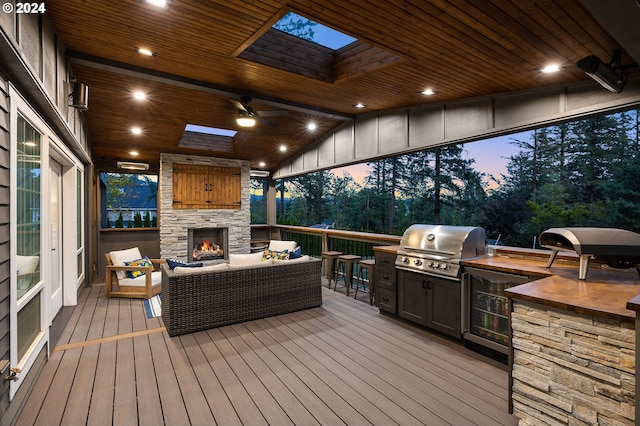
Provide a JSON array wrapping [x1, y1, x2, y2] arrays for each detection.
[[372, 245, 640, 322], [373, 245, 400, 254], [465, 256, 640, 323]]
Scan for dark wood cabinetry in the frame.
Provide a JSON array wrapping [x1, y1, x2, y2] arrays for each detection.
[[374, 250, 396, 314], [398, 269, 461, 338], [172, 164, 241, 209]]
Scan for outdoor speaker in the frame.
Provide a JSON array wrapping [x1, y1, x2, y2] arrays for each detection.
[[70, 82, 89, 110]]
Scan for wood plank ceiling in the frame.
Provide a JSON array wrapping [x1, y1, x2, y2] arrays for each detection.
[[44, 0, 633, 172]]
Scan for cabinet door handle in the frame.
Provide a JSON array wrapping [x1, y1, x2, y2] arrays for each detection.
[[423, 280, 431, 289], [382, 274, 389, 280]]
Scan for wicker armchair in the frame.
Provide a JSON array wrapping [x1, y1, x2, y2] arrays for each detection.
[[105, 247, 164, 299]]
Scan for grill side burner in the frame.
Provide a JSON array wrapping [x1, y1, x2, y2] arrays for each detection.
[[395, 224, 487, 278], [539, 227, 640, 280]]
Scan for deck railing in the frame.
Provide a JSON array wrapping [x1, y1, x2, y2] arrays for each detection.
[[251, 224, 402, 284]]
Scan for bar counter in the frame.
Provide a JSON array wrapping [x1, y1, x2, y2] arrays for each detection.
[[467, 249, 639, 425], [465, 254, 640, 323]]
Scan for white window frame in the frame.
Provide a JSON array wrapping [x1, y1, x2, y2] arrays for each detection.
[[8, 86, 85, 399]]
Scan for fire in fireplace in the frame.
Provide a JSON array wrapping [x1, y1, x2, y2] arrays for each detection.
[[188, 227, 228, 262], [193, 240, 224, 261]]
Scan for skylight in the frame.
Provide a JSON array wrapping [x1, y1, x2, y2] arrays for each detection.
[[273, 12, 356, 50], [185, 124, 237, 138]]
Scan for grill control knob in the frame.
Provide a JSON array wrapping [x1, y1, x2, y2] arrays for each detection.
[[440, 263, 449, 270], [414, 259, 423, 266], [401, 256, 409, 264]]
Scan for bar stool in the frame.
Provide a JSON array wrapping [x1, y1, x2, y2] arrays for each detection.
[[335, 254, 361, 296], [321, 251, 343, 288], [355, 259, 375, 305]]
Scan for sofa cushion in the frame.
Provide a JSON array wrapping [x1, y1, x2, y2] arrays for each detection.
[[174, 262, 229, 274], [124, 256, 152, 278], [110, 247, 142, 280], [228, 260, 274, 271], [272, 255, 310, 264], [117, 270, 162, 287], [167, 258, 203, 270], [268, 240, 297, 252], [229, 252, 264, 265]]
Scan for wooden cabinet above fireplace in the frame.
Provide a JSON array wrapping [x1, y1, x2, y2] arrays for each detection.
[[173, 164, 241, 209]]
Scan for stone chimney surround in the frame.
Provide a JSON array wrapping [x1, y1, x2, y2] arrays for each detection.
[[159, 153, 251, 260]]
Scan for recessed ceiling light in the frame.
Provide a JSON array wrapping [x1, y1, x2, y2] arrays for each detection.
[[354, 103, 366, 108], [131, 127, 142, 135], [541, 64, 561, 73], [279, 145, 287, 152], [421, 89, 437, 95], [133, 91, 146, 100], [259, 162, 266, 167], [130, 150, 139, 156], [146, 0, 167, 7], [307, 122, 317, 131], [136, 47, 156, 57]]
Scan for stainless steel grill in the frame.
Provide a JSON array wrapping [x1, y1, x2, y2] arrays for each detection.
[[539, 227, 640, 279], [396, 224, 487, 278]]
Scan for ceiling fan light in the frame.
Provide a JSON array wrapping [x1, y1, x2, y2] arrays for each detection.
[[236, 116, 256, 127]]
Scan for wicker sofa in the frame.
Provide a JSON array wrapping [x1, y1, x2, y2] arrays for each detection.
[[161, 257, 322, 336]]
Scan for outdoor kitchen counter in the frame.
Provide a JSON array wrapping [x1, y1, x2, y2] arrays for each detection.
[[465, 255, 640, 322], [373, 245, 400, 255], [472, 254, 640, 424]]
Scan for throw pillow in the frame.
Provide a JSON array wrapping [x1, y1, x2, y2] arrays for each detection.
[[262, 249, 290, 261], [166, 259, 203, 270], [289, 246, 302, 259], [124, 256, 152, 278]]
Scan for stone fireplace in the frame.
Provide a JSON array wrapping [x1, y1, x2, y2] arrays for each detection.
[[159, 153, 251, 260], [188, 227, 228, 262]]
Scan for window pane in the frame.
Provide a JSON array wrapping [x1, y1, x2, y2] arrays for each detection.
[[250, 178, 267, 224], [100, 172, 158, 228], [17, 288, 41, 360], [17, 116, 41, 298]]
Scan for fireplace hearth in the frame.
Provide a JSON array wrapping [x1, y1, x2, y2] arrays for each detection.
[[188, 227, 228, 262]]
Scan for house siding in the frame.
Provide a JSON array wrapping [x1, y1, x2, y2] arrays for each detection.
[[0, 70, 11, 422], [0, 11, 91, 424]]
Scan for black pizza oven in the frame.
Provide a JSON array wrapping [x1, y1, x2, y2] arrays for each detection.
[[539, 227, 640, 279]]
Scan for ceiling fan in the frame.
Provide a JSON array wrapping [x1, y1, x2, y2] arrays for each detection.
[[230, 96, 288, 128]]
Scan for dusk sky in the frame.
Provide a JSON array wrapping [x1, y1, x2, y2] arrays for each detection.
[[330, 131, 531, 190]]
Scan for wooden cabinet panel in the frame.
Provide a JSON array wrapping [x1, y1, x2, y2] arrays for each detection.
[[397, 269, 462, 338], [398, 269, 428, 326], [427, 276, 461, 337], [374, 250, 396, 313], [173, 164, 241, 209]]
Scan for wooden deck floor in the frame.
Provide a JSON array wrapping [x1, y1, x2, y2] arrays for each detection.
[[17, 281, 519, 425]]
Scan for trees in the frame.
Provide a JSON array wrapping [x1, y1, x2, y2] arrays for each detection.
[[484, 109, 640, 245], [274, 109, 640, 244]]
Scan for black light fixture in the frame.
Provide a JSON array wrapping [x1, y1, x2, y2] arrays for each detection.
[[576, 53, 626, 93]]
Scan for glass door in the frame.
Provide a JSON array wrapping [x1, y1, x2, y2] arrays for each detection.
[[463, 268, 532, 353]]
